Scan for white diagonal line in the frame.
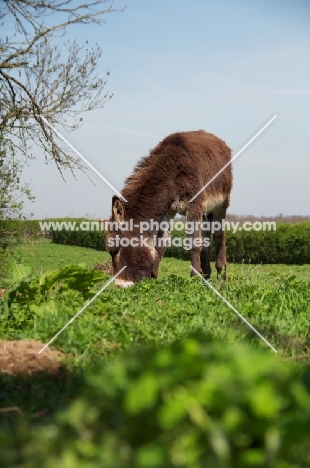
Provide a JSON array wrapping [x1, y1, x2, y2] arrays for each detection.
[[40, 115, 128, 203], [38, 266, 127, 354], [190, 115, 277, 202], [191, 267, 278, 353]]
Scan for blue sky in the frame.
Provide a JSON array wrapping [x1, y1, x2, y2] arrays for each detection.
[[14, 0, 310, 218]]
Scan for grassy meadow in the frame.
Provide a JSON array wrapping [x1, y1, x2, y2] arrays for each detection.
[[1, 240, 310, 467], [13, 239, 310, 280], [4, 240, 310, 365]]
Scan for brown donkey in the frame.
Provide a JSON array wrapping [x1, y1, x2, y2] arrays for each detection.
[[106, 130, 232, 287]]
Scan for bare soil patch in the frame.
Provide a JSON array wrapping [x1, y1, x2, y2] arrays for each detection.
[[0, 339, 67, 376], [93, 259, 113, 275]]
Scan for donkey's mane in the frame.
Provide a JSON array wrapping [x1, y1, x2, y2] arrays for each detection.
[[122, 130, 203, 197], [122, 149, 156, 199]]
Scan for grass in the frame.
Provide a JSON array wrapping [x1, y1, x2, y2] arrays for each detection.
[[13, 239, 310, 280], [2, 242, 310, 394], [1, 241, 310, 467], [3, 241, 310, 366], [13, 239, 109, 274]]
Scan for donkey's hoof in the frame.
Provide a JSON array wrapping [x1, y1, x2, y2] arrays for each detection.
[[190, 268, 202, 277], [202, 272, 211, 280], [216, 269, 226, 281]]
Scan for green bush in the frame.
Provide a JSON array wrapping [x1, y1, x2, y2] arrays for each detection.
[[3, 264, 108, 331], [225, 223, 310, 264], [0, 219, 45, 239], [49, 218, 106, 250], [48, 221, 310, 265], [165, 223, 310, 265], [0, 219, 25, 286], [1, 335, 310, 467]]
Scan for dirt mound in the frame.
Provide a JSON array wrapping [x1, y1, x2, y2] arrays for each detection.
[[0, 339, 67, 376], [93, 260, 113, 275]]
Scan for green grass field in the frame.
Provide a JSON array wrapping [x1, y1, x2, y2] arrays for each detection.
[[13, 239, 110, 274], [2, 241, 310, 467], [14, 239, 310, 280], [5, 241, 310, 365]]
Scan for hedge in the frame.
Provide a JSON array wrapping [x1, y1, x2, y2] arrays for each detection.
[[0, 218, 80, 241], [225, 223, 310, 265], [50, 219, 106, 250], [165, 222, 310, 265], [48, 221, 310, 265], [4, 219, 308, 265]]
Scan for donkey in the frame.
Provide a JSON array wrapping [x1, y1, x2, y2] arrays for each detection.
[[106, 130, 233, 287]]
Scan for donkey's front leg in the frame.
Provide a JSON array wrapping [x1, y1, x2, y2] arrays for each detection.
[[153, 228, 170, 278], [200, 213, 212, 278], [213, 200, 229, 280], [186, 213, 203, 277]]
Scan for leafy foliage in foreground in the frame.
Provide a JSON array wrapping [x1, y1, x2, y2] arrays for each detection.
[[1, 335, 310, 467], [7, 263, 108, 304], [2, 264, 108, 334], [1, 249, 310, 467]]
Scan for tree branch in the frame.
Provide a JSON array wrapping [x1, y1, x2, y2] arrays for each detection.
[[0, 0, 123, 173]]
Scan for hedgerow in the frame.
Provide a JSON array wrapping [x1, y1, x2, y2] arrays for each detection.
[[2, 220, 310, 264], [165, 223, 310, 265], [50, 221, 310, 265]]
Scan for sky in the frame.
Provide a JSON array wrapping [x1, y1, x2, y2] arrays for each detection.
[[6, 0, 310, 218]]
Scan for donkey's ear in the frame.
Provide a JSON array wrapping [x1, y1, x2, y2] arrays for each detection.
[[112, 196, 125, 223]]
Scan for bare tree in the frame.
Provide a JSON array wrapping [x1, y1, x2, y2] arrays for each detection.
[[0, 0, 123, 173]]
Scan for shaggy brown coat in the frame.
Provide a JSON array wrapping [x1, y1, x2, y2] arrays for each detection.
[[107, 130, 232, 287]]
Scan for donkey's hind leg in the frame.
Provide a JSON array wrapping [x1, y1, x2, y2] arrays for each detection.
[[187, 205, 203, 276], [200, 213, 212, 278], [213, 198, 229, 280]]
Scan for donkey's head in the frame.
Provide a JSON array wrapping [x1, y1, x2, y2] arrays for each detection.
[[106, 196, 162, 287]]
